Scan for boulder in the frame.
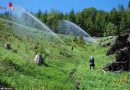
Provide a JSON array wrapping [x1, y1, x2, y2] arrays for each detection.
[[34, 54, 43, 65]]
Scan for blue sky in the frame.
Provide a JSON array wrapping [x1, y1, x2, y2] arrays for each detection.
[[0, 0, 129, 13]]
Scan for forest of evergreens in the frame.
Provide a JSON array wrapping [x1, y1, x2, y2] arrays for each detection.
[[1, 2, 130, 37]]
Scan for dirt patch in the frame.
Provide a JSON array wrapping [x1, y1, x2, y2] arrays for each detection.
[[69, 69, 80, 90]]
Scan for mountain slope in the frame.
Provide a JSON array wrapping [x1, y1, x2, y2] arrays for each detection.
[[0, 19, 130, 90]]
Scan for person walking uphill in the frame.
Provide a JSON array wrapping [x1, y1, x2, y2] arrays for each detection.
[[89, 56, 95, 69]]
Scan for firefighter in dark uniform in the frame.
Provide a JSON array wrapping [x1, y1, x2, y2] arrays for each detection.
[[89, 56, 95, 69]]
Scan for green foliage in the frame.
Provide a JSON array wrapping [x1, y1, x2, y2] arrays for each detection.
[[0, 3, 130, 90], [38, 9, 42, 18], [0, 3, 130, 36], [0, 20, 130, 90], [33, 4, 130, 36], [68, 9, 76, 23], [105, 22, 118, 36], [73, 36, 78, 42], [73, 36, 85, 45], [79, 36, 85, 44]]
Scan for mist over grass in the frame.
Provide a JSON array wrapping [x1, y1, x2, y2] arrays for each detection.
[[0, 18, 130, 90]]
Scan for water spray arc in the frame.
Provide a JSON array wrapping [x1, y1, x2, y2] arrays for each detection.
[[58, 20, 98, 44], [12, 5, 65, 44]]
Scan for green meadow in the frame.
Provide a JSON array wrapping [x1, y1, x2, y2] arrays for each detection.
[[0, 20, 130, 90]]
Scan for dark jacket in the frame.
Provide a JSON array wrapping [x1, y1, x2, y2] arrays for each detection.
[[90, 57, 95, 66]]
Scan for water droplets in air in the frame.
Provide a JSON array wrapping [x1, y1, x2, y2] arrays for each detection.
[[58, 20, 97, 43]]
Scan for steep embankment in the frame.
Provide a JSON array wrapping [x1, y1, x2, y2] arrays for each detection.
[[0, 20, 76, 90]]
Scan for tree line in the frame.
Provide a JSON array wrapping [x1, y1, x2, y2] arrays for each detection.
[[1, 2, 130, 37], [36, 2, 130, 37]]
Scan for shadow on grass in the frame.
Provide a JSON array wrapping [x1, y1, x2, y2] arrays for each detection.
[[46, 64, 68, 75], [0, 60, 68, 81], [38, 62, 68, 75], [0, 60, 32, 76], [0, 80, 15, 90]]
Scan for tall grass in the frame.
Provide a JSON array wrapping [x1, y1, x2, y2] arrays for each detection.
[[0, 21, 130, 90]]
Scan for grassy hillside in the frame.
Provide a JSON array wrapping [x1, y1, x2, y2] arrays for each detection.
[[0, 20, 130, 90]]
